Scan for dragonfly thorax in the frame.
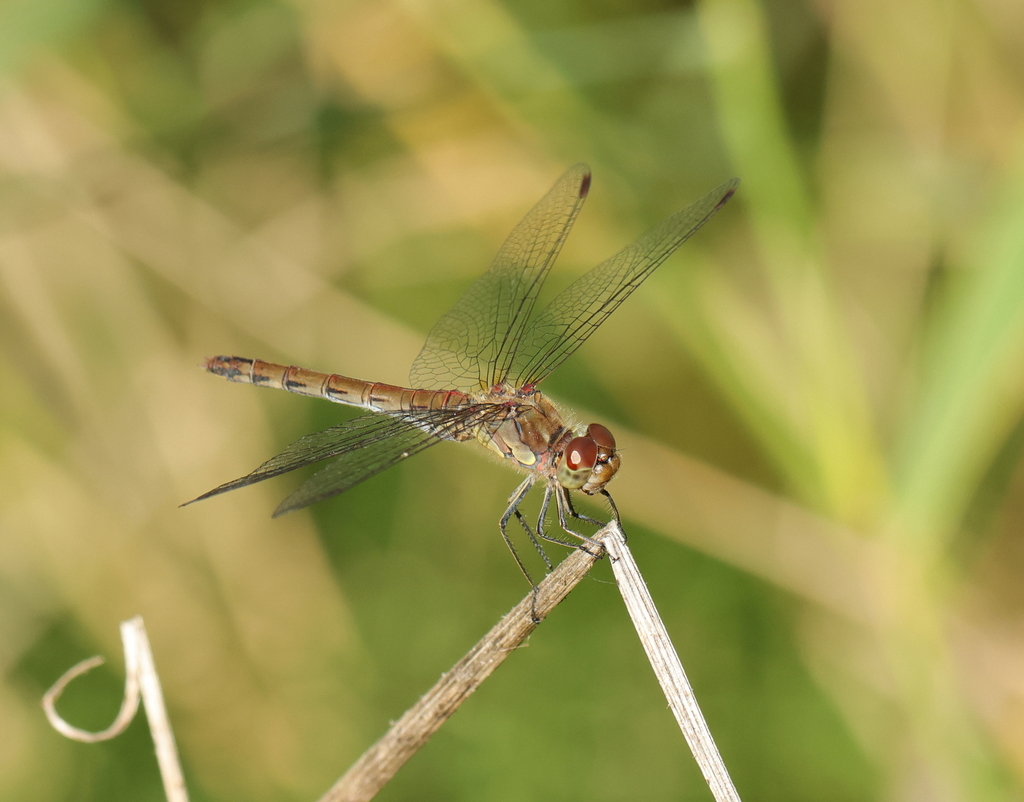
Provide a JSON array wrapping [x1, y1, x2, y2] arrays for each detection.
[[473, 393, 618, 493]]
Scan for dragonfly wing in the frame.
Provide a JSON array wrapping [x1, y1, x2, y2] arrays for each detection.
[[511, 177, 738, 388], [184, 406, 499, 514], [272, 405, 502, 516], [410, 163, 591, 392]]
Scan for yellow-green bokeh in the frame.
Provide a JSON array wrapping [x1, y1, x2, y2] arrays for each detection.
[[3, 0, 1024, 800]]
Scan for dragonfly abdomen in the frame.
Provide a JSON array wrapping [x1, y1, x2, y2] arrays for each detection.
[[204, 356, 469, 412]]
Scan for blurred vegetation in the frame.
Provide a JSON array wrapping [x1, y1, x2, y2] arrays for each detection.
[[2, 0, 1024, 799]]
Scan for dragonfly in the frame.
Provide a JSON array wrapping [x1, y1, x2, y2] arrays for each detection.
[[187, 164, 737, 582]]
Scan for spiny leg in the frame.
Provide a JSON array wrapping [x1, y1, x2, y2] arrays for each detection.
[[513, 506, 553, 571], [516, 501, 557, 569], [599, 489, 624, 541], [511, 480, 554, 571], [497, 477, 557, 622], [499, 476, 541, 584], [546, 486, 603, 556], [535, 484, 585, 550], [497, 477, 548, 626], [562, 488, 604, 529]]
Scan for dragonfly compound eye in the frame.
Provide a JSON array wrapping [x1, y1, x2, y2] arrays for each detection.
[[557, 436, 598, 489], [586, 423, 616, 454]]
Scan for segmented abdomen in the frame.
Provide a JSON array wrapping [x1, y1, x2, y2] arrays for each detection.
[[204, 356, 469, 412]]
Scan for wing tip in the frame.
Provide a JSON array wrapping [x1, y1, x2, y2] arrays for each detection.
[[565, 162, 592, 198], [579, 171, 592, 198], [180, 486, 225, 507], [179, 492, 210, 509], [715, 178, 740, 210]]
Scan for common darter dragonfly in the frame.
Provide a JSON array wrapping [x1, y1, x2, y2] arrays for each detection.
[[188, 164, 737, 582]]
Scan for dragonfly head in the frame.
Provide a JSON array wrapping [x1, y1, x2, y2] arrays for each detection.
[[556, 423, 620, 493]]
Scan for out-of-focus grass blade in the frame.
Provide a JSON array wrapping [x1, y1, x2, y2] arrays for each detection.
[[0, 0, 105, 76], [895, 174, 1024, 547], [695, 0, 887, 523]]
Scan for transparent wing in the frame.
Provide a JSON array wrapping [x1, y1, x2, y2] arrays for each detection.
[[410, 163, 591, 392], [511, 178, 739, 388], [184, 405, 500, 516]]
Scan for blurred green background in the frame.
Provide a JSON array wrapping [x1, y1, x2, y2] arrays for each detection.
[[3, 0, 1024, 799]]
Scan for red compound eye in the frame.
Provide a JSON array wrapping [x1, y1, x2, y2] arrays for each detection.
[[564, 436, 598, 471], [587, 423, 616, 452]]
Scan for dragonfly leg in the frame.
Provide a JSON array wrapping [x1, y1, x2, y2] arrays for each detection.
[[599, 489, 625, 542], [539, 486, 602, 557], [534, 485, 582, 550], [500, 476, 547, 622], [499, 476, 544, 586], [512, 507, 553, 571], [563, 488, 604, 529], [505, 475, 553, 569], [518, 490, 554, 572]]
